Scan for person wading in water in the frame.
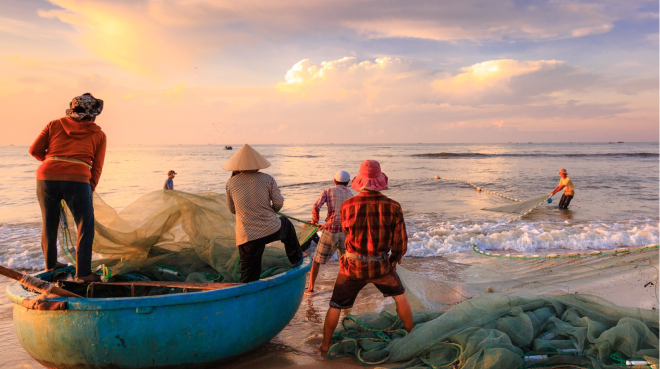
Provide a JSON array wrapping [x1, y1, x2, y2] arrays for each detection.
[[550, 168, 575, 209], [29, 93, 107, 283]]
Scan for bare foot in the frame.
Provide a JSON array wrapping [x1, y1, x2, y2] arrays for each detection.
[[320, 343, 330, 352], [45, 261, 69, 272], [76, 273, 102, 283], [305, 285, 314, 293]]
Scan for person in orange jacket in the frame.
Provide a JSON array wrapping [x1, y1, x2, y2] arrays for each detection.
[[29, 93, 107, 283]]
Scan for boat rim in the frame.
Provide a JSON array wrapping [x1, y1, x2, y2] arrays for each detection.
[[6, 256, 311, 311]]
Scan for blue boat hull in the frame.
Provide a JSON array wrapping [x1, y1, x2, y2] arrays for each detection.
[[6, 257, 311, 368]]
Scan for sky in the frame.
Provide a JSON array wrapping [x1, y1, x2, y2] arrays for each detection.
[[0, 0, 658, 145]]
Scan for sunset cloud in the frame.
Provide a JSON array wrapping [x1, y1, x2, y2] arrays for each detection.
[[0, 0, 656, 144], [31, 0, 652, 76]]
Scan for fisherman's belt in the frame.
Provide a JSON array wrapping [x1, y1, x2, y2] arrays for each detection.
[[45, 157, 92, 169], [344, 251, 389, 262]]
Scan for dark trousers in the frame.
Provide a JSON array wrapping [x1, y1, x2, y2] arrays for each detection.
[[237, 217, 302, 283], [37, 180, 95, 277], [559, 194, 574, 209]]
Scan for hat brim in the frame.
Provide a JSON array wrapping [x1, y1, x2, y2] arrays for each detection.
[[223, 144, 271, 171], [351, 172, 388, 191]]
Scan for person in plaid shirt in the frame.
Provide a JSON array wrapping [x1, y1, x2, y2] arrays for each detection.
[[307, 170, 353, 292], [320, 160, 414, 351]]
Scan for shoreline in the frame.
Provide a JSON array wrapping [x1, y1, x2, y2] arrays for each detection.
[[1, 249, 658, 368]]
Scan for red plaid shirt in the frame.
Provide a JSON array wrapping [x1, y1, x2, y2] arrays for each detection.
[[312, 185, 353, 233], [340, 191, 408, 279]]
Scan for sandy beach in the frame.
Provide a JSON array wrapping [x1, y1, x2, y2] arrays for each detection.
[[3, 247, 657, 368]]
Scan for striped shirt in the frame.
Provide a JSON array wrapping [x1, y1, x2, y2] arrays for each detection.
[[226, 171, 284, 246], [340, 191, 408, 279], [311, 185, 353, 233]]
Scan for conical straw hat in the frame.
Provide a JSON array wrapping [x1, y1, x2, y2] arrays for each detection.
[[222, 144, 271, 171]]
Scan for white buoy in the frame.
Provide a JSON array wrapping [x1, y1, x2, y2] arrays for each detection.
[[524, 355, 548, 361]]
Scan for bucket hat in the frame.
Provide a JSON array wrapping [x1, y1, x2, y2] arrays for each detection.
[[351, 160, 388, 191], [222, 144, 271, 171], [66, 93, 103, 121]]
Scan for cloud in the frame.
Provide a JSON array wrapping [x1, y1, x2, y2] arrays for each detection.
[[147, 0, 627, 41], [0, 55, 656, 145], [39, 0, 214, 76], [278, 57, 609, 108], [34, 0, 652, 76], [571, 24, 612, 37]]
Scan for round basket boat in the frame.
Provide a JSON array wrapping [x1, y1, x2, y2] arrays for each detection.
[[6, 257, 311, 368]]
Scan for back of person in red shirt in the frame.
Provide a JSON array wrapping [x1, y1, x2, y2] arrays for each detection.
[[320, 160, 414, 352], [29, 93, 107, 282]]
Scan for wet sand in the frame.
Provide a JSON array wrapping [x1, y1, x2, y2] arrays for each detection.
[[0, 257, 463, 368], [2, 249, 656, 368]]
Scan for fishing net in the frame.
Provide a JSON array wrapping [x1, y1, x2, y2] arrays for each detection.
[[59, 190, 317, 283], [482, 195, 551, 214], [329, 248, 660, 368]]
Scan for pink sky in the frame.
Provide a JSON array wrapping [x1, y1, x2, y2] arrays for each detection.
[[1, 0, 658, 144]]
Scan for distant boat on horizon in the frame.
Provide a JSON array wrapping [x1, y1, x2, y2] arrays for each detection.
[[224, 145, 233, 150], [617, 141, 624, 143]]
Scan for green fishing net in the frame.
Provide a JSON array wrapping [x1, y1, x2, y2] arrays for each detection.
[[329, 248, 659, 368], [59, 190, 317, 283], [482, 195, 551, 214], [329, 293, 659, 369]]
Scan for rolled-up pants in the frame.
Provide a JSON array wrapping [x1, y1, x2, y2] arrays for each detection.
[[237, 217, 302, 283], [37, 180, 94, 277]]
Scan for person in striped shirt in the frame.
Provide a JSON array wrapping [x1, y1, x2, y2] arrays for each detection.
[[223, 144, 302, 283], [320, 160, 413, 351], [307, 170, 353, 292]]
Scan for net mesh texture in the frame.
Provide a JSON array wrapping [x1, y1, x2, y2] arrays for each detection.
[[328, 247, 659, 369], [60, 190, 317, 284], [58, 188, 659, 368]]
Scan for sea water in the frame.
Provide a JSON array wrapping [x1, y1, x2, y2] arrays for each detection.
[[0, 142, 658, 270]]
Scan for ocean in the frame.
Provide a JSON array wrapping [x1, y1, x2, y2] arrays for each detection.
[[1, 142, 658, 270], [1, 142, 658, 368]]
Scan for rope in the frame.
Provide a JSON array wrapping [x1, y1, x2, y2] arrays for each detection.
[[426, 342, 462, 369], [59, 203, 77, 266], [20, 273, 55, 296], [277, 212, 319, 244], [435, 177, 523, 202], [432, 176, 553, 225], [44, 156, 92, 169], [473, 243, 660, 260], [341, 314, 402, 333]]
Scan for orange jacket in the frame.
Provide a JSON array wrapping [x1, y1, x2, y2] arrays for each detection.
[[29, 117, 107, 191]]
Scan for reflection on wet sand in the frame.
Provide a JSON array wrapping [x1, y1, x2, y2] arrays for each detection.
[[219, 256, 461, 369]]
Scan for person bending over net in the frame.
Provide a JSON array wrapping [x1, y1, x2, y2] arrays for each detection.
[[307, 170, 354, 292], [224, 144, 302, 283], [321, 160, 414, 352], [29, 93, 107, 283], [550, 168, 575, 209]]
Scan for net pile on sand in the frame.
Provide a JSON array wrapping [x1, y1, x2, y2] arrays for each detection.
[[60, 190, 317, 283], [329, 248, 659, 368]]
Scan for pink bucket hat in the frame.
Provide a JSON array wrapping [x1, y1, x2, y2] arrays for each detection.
[[351, 160, 388, 191]]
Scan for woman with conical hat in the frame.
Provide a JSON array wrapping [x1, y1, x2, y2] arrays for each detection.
[[224, 144, 302, 283]]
